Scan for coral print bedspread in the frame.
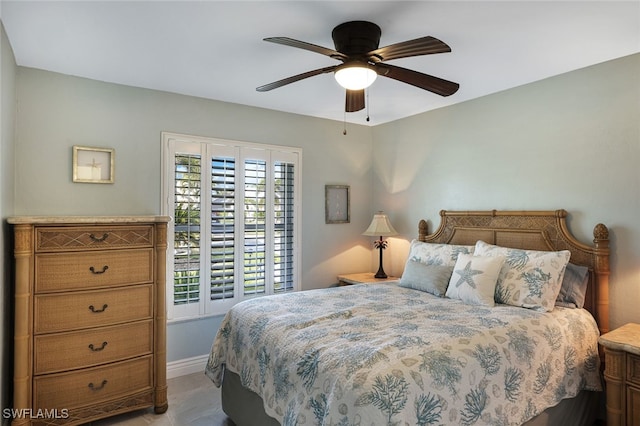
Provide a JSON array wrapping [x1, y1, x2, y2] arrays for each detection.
[[205, 283, 601, 426]]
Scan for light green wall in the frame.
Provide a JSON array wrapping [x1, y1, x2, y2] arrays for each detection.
[[13, 67, 375, 361], [5, 44, 640, 366], [1, 21, 16, 423], [373, 53, 640, 330]]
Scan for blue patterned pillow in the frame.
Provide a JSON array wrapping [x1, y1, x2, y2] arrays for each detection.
[[474, 240, 571, 312], [445, 253, 505, 306], [555, 263, 589, 308], [399, 260, 453, 297], [406, 239, 474, 267]]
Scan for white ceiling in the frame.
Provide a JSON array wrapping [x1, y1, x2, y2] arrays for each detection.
[[2, 1, 639, 125]]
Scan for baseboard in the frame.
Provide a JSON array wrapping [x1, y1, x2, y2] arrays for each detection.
[[166, 354, 209, 379]]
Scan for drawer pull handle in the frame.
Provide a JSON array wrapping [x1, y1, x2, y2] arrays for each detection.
[[89, 233, 109, 242], [88, 304, 108, 313], [88, 380, 108, 391], [88, 341, 108, 352], [89, 265, 109, 274]]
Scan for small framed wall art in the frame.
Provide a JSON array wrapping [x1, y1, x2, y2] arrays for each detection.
[[72, 146, 115, 184], [325, 185, 350, 224]]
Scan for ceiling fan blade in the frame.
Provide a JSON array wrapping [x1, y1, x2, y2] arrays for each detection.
[[257, 65, 338, 92], [368, 36, 451, 62], [345, 89, 365, 112], [264, 37, 348, 61], [376, 63, 459, 96]]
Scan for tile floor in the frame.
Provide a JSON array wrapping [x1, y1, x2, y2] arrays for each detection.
[[90, 372, 233, 425]]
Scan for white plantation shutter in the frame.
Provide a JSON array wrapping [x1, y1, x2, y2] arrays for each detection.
[[173, 153, 202, 307], [162, 133, 301, 320], [273, 158, 296, 293], [243, 157, 267, 296], [210, 156, 236, 301]]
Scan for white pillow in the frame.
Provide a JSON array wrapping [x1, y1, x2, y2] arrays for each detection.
[[474, 240, 571, 312], [445, 253, 505, 307], [406, 239, 474, 267]]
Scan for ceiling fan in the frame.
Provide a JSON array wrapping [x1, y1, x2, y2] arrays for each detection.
[[257, 20, 459, 113]]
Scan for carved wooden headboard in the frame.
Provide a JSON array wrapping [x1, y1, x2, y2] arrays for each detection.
[[418, 210, 610, 335]]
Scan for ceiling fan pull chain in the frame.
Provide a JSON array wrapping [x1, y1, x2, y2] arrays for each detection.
[[343, 110, 347, 135], [366, 89, 370, 122]]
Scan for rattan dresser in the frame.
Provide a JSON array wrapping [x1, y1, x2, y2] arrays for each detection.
[[7, 216, 170, 425]]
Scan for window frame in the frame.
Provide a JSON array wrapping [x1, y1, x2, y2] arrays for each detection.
[[161, 132, 302, 321]]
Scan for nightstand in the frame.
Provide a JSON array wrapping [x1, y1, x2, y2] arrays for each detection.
[[337, 272, 399, 286], [599, 323, 640, 426]]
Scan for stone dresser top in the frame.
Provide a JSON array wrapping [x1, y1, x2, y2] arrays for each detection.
[[7, 216, 170, 224], [599, 322, 640, 356]]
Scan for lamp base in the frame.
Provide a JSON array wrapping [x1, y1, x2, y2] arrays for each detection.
[[374, 236, 388, 278], [374, 265, 387, 279]]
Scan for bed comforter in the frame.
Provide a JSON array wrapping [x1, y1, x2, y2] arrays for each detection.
[[205, 283, 601, 426]]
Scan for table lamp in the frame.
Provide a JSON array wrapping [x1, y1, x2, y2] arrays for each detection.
[[362, 211, 398, 278]]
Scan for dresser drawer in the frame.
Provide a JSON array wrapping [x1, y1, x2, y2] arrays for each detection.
[[35, 249, 153, 292], [33, 355, 153, 410], [34, 320, 153, 374], [628, 352, 640, 386], [34, 284, 153, 334], [36, 225, 154, 252]]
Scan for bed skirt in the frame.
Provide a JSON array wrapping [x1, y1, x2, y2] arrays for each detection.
[[220, 368, 601, 426]]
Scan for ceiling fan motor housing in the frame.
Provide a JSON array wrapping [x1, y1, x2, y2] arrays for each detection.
[[332, 21, 381, 56]]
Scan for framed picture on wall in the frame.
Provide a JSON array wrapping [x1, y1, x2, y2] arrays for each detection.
[[325, 185, 350, 224], [72, 146, 115, 184]]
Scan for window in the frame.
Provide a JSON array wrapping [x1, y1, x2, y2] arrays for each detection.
[[162, 132, 301, 320]]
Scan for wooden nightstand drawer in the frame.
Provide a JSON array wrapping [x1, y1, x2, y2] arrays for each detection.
[[33, 355, 153, 410], [36, 225, 154, 252], [628, 353, 640, 386], [34, 284, 153, 333], [629, 385, 640, 426], [34, 320, 153, 374], [35, 248, 154, 292]]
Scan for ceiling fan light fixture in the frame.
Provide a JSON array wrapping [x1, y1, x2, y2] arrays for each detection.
[[334, 63, 377, 90]]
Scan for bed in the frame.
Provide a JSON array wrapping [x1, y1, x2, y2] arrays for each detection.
[[205, 209, 611, 425]]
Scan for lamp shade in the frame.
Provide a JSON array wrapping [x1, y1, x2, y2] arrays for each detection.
[[362, 212, 398, 237], [334, 63, 377, 90]]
